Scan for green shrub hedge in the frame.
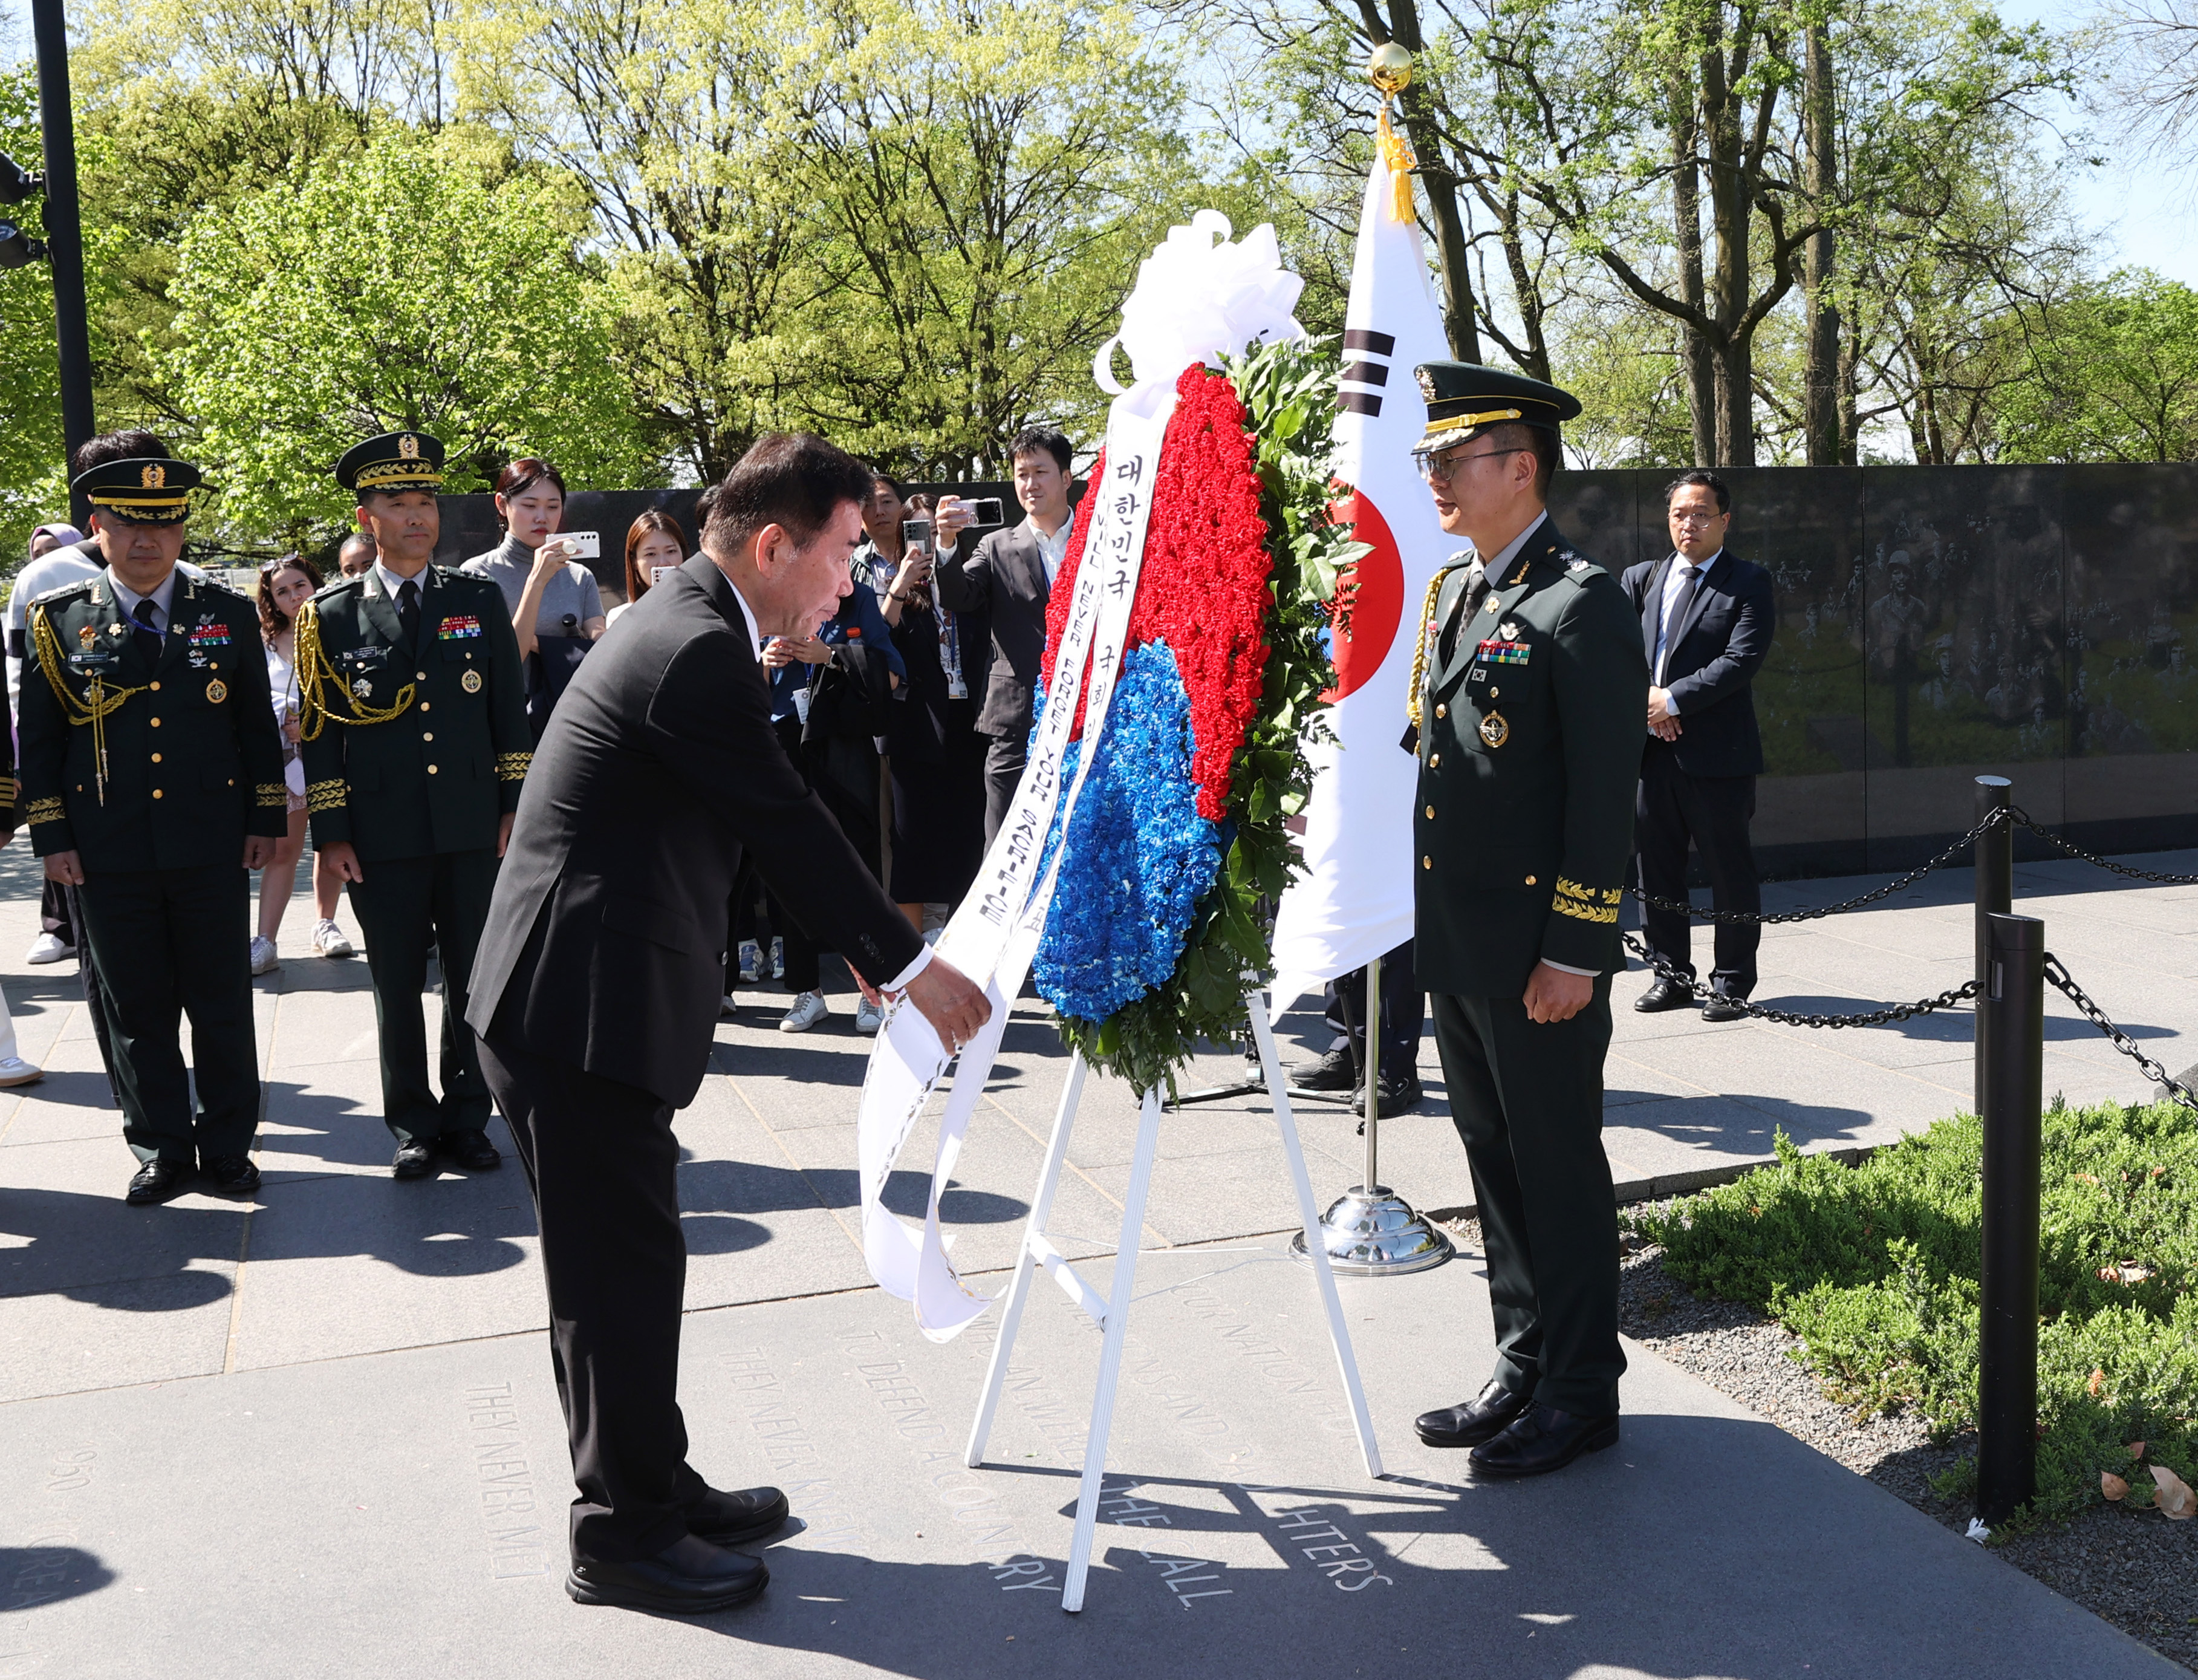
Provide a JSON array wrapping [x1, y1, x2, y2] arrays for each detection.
[[1630, 1101, 2198, 1524]]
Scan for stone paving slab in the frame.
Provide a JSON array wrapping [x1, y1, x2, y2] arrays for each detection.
[[0, 1244, 2177, 1679]]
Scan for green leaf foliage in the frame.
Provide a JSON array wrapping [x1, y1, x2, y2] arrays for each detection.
[[1631, 1101, 2198, 1525], [1052, 334, 1354, 1096]]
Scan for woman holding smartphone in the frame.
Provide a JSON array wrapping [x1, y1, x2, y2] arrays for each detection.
[[461, 457, 608, 738], [250, 553, 353, 974], [608, 510, 689, 629]]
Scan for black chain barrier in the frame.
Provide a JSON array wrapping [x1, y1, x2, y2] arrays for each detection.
[[2042, 954, 2198, 1112], [1625, 808, 2011, 925], [2011, 810, 2198, 887], [1620, 931, 1980, 1028]]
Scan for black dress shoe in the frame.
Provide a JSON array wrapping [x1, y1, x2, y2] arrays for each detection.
[[125, 1159, 192, 1206], [392, 1140, 438, 1180], [1468, 1403, 1620, 1478], [1633, 978, 1695, 1013], [1350, 1070, 1423, 1118], [1415, 1379, 1532, 1448], [1701, 991, 1751, 1023], [438, 1131, 501, 1171], [1290, 1047, 1357, 1092], [686, 1484, 790, 1547], [568, 1534, 769, 1615], [201, 1155, 261, 1195]]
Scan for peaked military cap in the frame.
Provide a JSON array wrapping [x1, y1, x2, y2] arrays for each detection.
[[72, 455, 201, 525], [1410, 362, 1582, 455], [336, 430, 446, 494]]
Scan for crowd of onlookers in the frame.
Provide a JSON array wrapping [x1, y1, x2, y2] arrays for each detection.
[[6, 425, 1083, 1040]]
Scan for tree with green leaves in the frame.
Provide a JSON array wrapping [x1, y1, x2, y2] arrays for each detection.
[[158, 130, 651, 547], [1992, 270, 2198, 462]]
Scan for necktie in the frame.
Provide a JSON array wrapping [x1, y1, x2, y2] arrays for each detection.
[[1440, 561, 1490, 665], [1659, 564, 1699, 685], [397, 579, 420, 647], [130, 595, 162, 668]]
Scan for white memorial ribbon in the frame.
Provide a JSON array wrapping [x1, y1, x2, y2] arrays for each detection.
[[854, 210, 1307, 1340]]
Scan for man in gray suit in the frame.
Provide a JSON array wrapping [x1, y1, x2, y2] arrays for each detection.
[[934, 426, 1077, 845]]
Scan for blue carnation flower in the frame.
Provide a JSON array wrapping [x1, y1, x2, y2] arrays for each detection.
[[1030, 640, 1221, 1023]]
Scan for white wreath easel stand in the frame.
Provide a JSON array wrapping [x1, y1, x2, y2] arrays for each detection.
[[961, 996, 1384, 1611]]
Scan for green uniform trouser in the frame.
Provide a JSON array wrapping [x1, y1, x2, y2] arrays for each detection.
[[1431, 977, 1625, 1417], [348, 848, 497, 1145], [75, 865, 259, 1167]]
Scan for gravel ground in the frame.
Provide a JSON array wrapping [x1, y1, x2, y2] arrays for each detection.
[[1437, 1215, 2198, 1675]]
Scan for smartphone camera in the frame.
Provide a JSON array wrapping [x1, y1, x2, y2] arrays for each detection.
[[901, 517, 935, 555]]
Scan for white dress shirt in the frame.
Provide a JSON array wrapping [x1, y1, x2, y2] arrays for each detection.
[[371, 558, 434, 620], [1654, 548, 1723, 703], [1030, 513, 1073, 587], [104, 565, 182, 635]]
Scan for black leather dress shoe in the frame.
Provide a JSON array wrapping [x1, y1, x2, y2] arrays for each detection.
[[125, 1159, 192, 1206], [201, 1155, 261, 1194], [438, 1131, 501, 1171], [1290, 1047, 1357, 1092], [1633, 978, 1694, 1013], [687, 1484, 790, 1547], [1350, 1070, 1423, 1118], [568, 1534, 768, 1614], [1468, 1404, 1620, 1478], [392, 1140, 437, 1180], [1414, 1379, 1532, 1448], [1701, 991, 1751, 1023]]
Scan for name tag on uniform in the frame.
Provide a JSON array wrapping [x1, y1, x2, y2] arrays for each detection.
[[438, 616, 482, 640], [1476, 639, 1531, 666], [337, 647, 388, 671], [66, 651, 119, 674]]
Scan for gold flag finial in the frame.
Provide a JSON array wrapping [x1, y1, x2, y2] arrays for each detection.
[[1368, 46, 1417, 221]]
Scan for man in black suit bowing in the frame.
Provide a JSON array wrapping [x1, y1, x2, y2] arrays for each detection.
[[1619, 471, 1775, 1021], [466, 433, 990, 1616], [935, 425, 1078, 845]]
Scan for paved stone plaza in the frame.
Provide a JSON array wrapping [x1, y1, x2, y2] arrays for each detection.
[[3, 837, 2195, 1677]]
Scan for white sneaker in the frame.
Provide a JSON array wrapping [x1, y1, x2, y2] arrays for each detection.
[[778, 990, 830, 1033], [24, 933, 71, 965], [854, 997, 884, 1035], [0, 1057, 44, 1087], [313, 918, 356, 959], [249, 935, 281, 976], [737, 939, 762, 983]]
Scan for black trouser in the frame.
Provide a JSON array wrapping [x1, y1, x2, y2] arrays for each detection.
[[1635, 743, 1761, 996], [347, 848, 496, 1144], [767, 717, 880, 994], [1431, 980, 1624, 1417], [980, 731, 1027, 850], [75, 864, 258, 1166], [1323, 938, 1425, 1076], [479, 1035, 714, 1563], [39, 876, 76, 946]]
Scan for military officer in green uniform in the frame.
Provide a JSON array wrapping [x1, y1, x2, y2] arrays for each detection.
[[21, 434, 289, 1205], [1400, 366, 1647, 1477], [298, 431, 532, 1179]]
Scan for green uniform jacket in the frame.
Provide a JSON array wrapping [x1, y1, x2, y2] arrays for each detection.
[[296, 566, 531, 861], [1413, 518, 1646, 997], [20, 572, 288, 870]]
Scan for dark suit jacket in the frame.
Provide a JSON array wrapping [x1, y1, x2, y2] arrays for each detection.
[[935, 522, 1049, 740], [463, 556, 925, 1109], [1620, 550, 1775, 778]]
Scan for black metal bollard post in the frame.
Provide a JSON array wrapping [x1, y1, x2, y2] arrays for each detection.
[[1974, 776, 2013, 1115], [1977, 910, 2043, 1528]]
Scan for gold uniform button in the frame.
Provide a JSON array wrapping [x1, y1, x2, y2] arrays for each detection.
[[1422, 856, 1432, 870], [427, 764, 439, 775], [1525, 874, 1537, 885], [422, 732, 434, 743], [1436, 703, 1446, 718], [1425, 804, 1435, 819], [416, 670, 428, 682], [151, 752, 161, 763], [149, 717, 161, 728], [152, 788, 163, 799], [149, 680, 160, 692], [1429, 752, 1442, 767], [420, 702, 431, 712]]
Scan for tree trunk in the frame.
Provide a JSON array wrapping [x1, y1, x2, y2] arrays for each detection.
[[1367, 0, 1482, 361], [1701, 36, 1754, 465], [1672, 71, 1715, 466], [1802, 22, 1840, 465]]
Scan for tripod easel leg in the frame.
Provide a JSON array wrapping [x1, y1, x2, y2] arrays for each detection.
[[1061, 1084, 1163, 1612], [966, 1053, 1089, 1468], [1247, 991, 1385, 1477]]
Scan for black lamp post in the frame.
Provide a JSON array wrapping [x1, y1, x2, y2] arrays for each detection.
[[16, 0, 98, 523]]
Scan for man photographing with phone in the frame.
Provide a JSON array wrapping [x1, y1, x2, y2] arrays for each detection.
[[934, 426, 1077, 845]]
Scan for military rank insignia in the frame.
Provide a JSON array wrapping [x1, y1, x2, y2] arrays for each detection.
[[438, 616, 482, 641], [460, 668, 483, 694]]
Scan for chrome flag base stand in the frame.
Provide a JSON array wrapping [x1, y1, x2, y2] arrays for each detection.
[[964, 989, 1384, 1612], [1289, 953, 1454, 1277]]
